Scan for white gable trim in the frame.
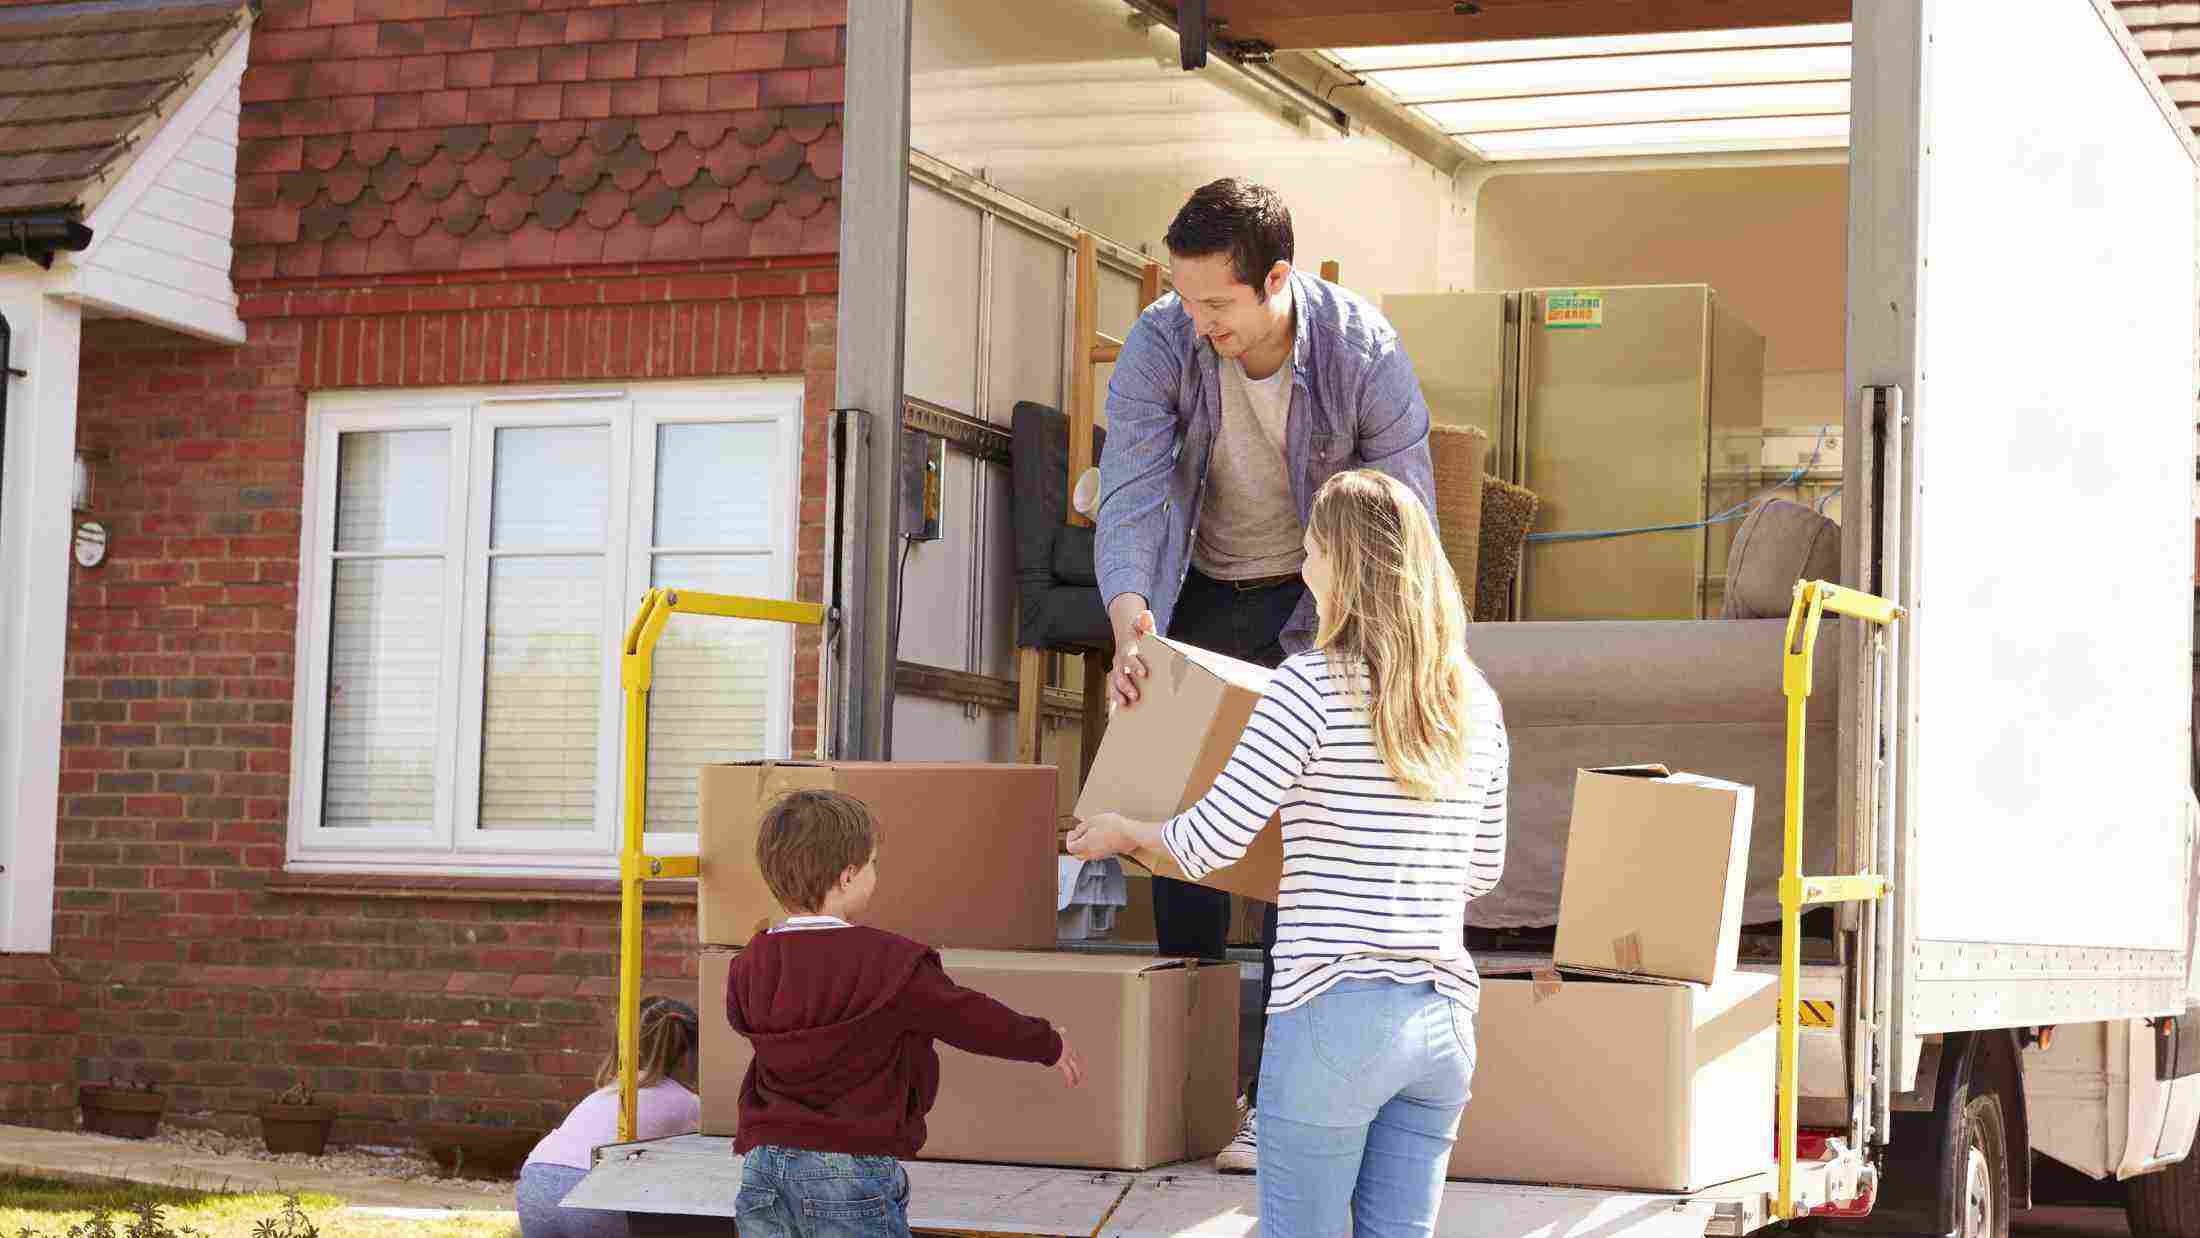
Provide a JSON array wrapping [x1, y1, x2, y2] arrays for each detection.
[[50, 21, 249, 345], [0, 277, 80, 953]]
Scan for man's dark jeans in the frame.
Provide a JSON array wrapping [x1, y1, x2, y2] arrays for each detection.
[[1158, 567, 1302, 1104]]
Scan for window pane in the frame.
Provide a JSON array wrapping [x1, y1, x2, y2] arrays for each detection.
[[653, 422, 775, 548], [324, 558, 444, 829], [336, 430, 449, 551], [492, 425, 611, 550], [480, 556, 603, 831], [646, 554, 778, 831]]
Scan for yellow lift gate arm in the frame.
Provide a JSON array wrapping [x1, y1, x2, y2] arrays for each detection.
[[1776, 580, 1905, 1220], [616, 587, 827, 1143]]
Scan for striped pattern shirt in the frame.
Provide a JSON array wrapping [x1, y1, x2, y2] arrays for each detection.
[[1161, 650, 1509, 1015]]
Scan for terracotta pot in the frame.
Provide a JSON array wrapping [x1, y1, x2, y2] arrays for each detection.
[[259, 1102, 336, 1156], [79, 1086, 165, 1139], [414, 1121, 547, 1180]]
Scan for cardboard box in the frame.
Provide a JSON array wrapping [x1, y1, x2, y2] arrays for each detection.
[[1449, 969, 1776, 1191], [1073, 637, 1284, 903], [698, 762, 1056, 949], [702, 947, 1240, 1171], [1554, 766, 1754, 985]]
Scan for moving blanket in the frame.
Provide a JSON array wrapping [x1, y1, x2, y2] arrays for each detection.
[[1462, 619, 1841, 929]]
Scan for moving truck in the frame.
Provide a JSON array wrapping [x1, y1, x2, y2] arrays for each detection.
[[571, 2, 2200, 1236]]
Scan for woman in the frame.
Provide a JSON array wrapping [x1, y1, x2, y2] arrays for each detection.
[[518, 995, 703, 1238], [1068, 468, 1509, 1238]]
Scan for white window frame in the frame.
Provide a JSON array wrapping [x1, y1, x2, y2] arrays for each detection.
[[287, 379, 804, 877]]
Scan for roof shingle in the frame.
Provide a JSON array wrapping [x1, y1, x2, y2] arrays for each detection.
[[2118, 0, 2200, 136], [233, 0, 845, 275], [0, 0, 251, 219]]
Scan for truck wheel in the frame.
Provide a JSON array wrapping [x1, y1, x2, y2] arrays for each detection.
[[2126, 1154, 2200, 1238], [1960, 1092, 2012, 1238]]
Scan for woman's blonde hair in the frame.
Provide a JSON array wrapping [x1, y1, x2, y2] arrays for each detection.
[[594, 995, 699, 1091], [1306, 469, 1475, 799]]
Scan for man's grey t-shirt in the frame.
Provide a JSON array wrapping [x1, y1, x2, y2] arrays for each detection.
[[1191, 353, 1305, 581]]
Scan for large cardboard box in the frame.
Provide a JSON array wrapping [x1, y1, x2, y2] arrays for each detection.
[[702, 947, 1240, 1171], [1553, 766, 1754, 985], [1448, 969, 1776, 1192], [698, 762, 1056, 948], [1074, 637, 1283, 903]]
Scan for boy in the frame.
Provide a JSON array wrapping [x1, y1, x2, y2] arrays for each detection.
[[726, 789, 1084, 1238]]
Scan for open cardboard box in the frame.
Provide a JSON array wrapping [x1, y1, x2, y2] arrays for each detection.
[[1074, 636, 1283, 903], [701, 946, 1241, 1171], [1450, 966, 1776, 1192], [697, 762, 1057, 949]]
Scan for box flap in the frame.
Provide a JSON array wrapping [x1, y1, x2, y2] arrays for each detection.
[[1584, 763, 1673, 779], [1157, 635, 1274, 693], [705, 760, 1056, 772], [1549, 964, 1699, 990], [940, 949, 1192, 976]]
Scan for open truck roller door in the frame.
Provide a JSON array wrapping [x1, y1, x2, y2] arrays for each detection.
[[570, 0, 2200, 1235]]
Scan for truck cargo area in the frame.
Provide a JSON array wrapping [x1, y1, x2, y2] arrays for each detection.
[[575, 0, 2200, 1234]]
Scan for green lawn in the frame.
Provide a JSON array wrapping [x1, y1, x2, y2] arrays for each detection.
[[0, 1175, 517, 1238]]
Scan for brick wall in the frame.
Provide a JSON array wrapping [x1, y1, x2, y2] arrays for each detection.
[[39, 254, 834, 1139], [5, 0, 847, 1141]]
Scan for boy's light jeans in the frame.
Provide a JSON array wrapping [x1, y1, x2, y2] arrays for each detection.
[[736, 1145, 912, 1238], [1256, 979, 1477, 1238]]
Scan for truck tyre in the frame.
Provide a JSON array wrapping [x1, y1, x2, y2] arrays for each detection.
[[1960, 1092, 2012, 1238], [2126, 1155, 2200, 1238]]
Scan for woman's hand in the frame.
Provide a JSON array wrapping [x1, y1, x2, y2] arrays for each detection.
[[1064, 811, 1155, 861]]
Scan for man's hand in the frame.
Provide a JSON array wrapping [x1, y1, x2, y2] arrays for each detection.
[[1052, 1029, 1086, 1088], [1107, 595, 1156, 710]]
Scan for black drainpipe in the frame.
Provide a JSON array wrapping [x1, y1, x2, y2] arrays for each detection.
[[0, 215, 93, 269]]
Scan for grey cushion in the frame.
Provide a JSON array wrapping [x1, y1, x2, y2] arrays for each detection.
[[1722, 499, 1842, 620], [1463, 618, 1841, 929], [1010, 402, 1109, 651]]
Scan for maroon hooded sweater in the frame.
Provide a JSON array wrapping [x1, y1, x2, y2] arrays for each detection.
[[725, 925, 1063, 1157]]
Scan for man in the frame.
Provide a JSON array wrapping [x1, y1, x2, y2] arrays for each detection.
[[1094, 178, 1436, 1172]]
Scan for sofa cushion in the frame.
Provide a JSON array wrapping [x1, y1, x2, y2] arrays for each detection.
[[1463, 618, 1840, 929], [1010, 402, 1109, 650], [1722, 499, 1842, 620]]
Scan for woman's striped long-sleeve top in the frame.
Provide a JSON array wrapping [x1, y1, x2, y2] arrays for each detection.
[[1160, 648, 1509, 1015]]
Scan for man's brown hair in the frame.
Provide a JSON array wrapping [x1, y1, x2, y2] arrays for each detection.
[[755, 789, 877, 913]]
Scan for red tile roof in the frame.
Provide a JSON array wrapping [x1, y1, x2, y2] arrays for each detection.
[[0, 1, 251, 218], [2115, 2, 2200, 132], [234, 0, 845, 278]]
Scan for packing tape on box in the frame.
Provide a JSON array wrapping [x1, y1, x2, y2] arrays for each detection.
[[1532, 966, 1564, 1003], [1612, 932, 1644, 973]]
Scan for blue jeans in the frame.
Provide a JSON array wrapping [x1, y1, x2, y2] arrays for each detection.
[[735, 1145, 912, 1238], [516, 1162, 632, 1238], [1256, 980, 1476, 1238]]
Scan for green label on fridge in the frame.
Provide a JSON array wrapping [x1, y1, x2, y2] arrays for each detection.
[[1544, 291, 1604, 330]]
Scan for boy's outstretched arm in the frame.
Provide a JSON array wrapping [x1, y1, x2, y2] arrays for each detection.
[[906, 957, 1082, 1088]]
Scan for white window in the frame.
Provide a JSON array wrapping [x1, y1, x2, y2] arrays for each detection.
[[289, 381, 803, 875]]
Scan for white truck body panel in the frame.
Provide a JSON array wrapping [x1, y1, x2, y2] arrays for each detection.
[[1849, 0, 2198, 1045]]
